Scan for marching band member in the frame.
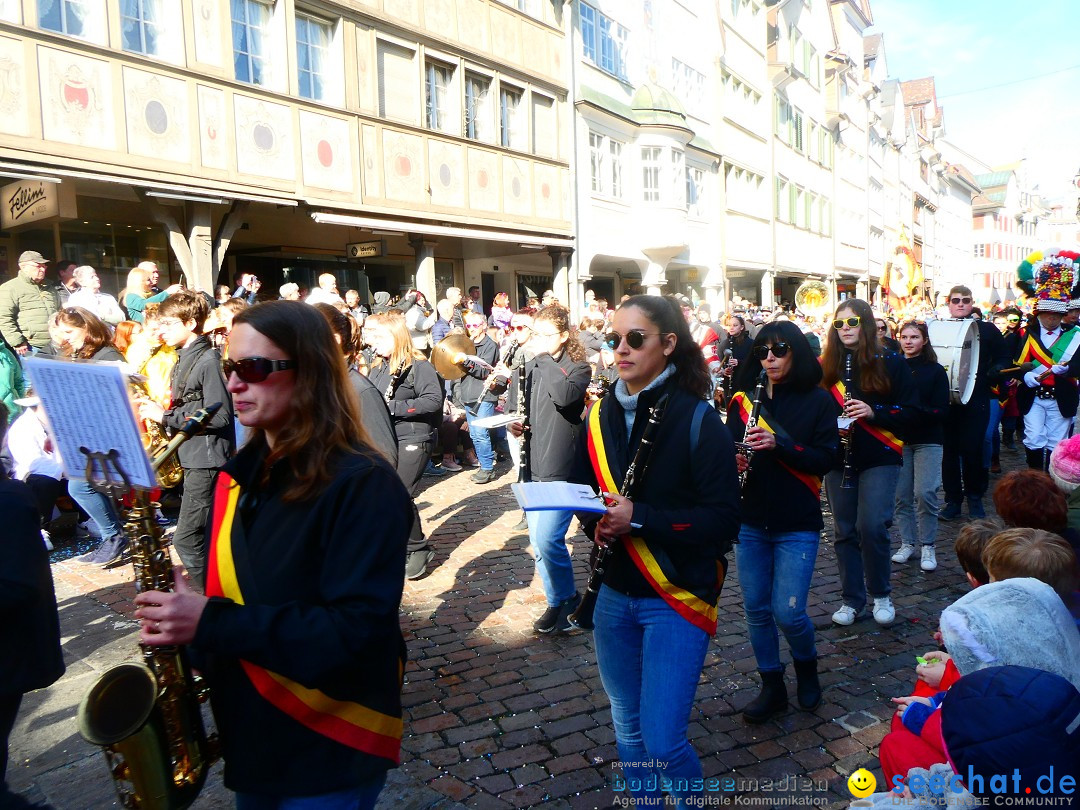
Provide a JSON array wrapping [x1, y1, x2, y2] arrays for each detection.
[[727, 321, 838, 722], [1013, 251, 1080, 471], [507, 305, 590, 634], [891, 321, 949, 572], [365, 311, 443, 580], [822, 299, 918, 627], [572, 295, 739, 806], [135, 301, 411, 809], [454, 312, 502, 485]]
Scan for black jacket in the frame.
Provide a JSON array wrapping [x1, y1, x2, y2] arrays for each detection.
[[454, 336, 500, 407], [0, 479, 64, 694], [572, 384, 740, 608], [727, 384, 837, 532], [828, 351, 920, 471], [904, 355, 949, 445], [523, 352, 590, 482], [349, 368, 399, 466], [89, 345, 125, 362], [163, 335, 234, 469], [193, 443, 410, 794], [971, 319, 1010, 399], [367, 359, 443, 442]]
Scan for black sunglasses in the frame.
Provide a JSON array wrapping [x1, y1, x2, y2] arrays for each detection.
[[950, 297, 972, 305], [604, 330, 660, 350], [752, 342, 791, 360], [832, 317, 860, 329], [222, 357, 295, 383]]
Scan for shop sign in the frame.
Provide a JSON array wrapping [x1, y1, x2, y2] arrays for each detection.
[[726, 270, 748, 279], [347, 240, 383, 259], [1, 179, 77, 229]]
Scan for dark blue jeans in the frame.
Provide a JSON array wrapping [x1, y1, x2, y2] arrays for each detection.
[[824, 464, 899, 611], [235, 774, 386, 810], [594, 586, 709, 807], [735, 525, 819, 671]]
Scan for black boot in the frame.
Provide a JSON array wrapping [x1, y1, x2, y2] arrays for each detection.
[[742, 669, 787, 723], [1043, 448, 1051, 473], [792, 658, 822, 711], [1026, 448, 1044, 470]]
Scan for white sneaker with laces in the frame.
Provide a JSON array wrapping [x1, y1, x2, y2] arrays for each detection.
[[873, 596, 896, 625], [832, 604, 858, 626], [920, 546, 937, 571], [891, 543, 916, 563], [42, 529, 53, 551]]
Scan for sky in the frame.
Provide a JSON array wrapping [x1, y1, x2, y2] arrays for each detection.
[[867, 0, 1080, 200]]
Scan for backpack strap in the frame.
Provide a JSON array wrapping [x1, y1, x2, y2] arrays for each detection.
[[690, 398, 709, 453]]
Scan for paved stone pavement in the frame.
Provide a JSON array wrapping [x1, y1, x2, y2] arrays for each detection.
[[8, 445, 1026, 809]]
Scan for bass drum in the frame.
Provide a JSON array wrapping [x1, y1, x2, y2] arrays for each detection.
[[928, 319, 981, 405]]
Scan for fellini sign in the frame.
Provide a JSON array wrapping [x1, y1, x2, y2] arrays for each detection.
[[1, 179, 77, 230]]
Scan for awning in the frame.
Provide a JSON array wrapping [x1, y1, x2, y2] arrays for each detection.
[[310, 211, 574, 249]]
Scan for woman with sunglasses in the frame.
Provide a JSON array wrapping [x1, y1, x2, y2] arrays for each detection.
[[134, 301, 411, 810], [891, 321, 949, 573], [365, 310, 444, 580], [727, 322, 838, 722], [507, 305, 590, 633], [875, 316, 900, 353], [821, 298, 918, 627], [571, 295, 739, 807]]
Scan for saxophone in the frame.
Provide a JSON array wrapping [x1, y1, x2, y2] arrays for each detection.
[[77, 405, 222, 810], [130, 376, 183, 489]]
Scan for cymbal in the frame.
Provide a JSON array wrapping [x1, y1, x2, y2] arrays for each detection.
[[431, 334, 473, 380]]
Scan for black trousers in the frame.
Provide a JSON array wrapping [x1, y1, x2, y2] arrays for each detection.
[[395, 437, 431, 554], [173, 468, 216, 589], [942, 399, 990, 502], [0, 693, 21, 789]]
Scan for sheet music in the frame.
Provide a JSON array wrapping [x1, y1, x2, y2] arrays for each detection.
[[23, 357, 156, 490], [511, 481, 608, 513]]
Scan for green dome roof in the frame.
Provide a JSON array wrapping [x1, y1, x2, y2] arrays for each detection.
[[630, 82, 689, 128]]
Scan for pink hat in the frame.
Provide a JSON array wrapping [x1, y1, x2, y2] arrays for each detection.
[[1048, 435, 1080, 492]]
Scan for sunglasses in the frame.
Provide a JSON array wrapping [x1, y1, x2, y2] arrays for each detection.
[[877, 324, 888, 332], [752, 342, 791, 360], [950, 297, 972, 305], [511, 324, 531, 332], [222, 357, 295, 383], [832, 317, 861, 329], [1007, 317, 1020, 323], [604, 330, 660, 350]]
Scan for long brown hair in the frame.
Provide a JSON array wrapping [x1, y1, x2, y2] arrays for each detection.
[[618, 295, 711, 398], [534, 304, 586, 363], [365, 310, 425, 372], [58, 307, 113, 359], [231, 301, 371, 502], [820, 298, 891, 395]]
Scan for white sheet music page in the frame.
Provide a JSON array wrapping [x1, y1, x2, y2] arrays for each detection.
[[23, 357, 156, 490], [511, 482, 608, 513]]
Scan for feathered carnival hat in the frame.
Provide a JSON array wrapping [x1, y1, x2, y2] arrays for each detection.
[[1017, 249, 1080, 313]]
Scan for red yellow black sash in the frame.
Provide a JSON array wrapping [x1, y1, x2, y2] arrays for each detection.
[[585, 401, 720, 634], [1016, 332, 1080, 388], [829, 381, 903, 456], [205, 473, 403, 762], [729, 392, 822, 496]]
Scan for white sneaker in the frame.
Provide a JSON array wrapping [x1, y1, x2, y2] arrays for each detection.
[[891, 543, 916, 563], [832, 604, 859, 626], [42, 529, 53, 551], [873, 597, 896, 625], [920, 546, 937, 571]]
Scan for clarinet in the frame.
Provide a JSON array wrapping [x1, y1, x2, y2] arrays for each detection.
[[720, 348, 734, 407], [567, 391, 671, 631], [517, 360, 530, 483], [384, 361, 407, 405], [736, 370, 768, 490], [471, 340, 519, 415], [840, 351, 856, 489]]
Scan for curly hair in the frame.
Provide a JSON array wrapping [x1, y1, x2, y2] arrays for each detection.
[[821, 298, 891, 395], [534, 304, 586, 364], [618, 295, 711, 398]]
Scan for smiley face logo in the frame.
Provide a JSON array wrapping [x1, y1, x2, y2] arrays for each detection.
[[848, 768, 877, 798]]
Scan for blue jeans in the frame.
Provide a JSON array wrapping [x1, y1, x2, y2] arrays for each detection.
[[824, 464, 899, 611], [526, 509, 576, 605], [894, 444, 942, 548], [465, 400, 496, 471], [983, 397, 1001, 467], [735, 525, 819, 671], [235, 775, 386, 810], [67, 479, 124, 539], [594, 586, 709, 807]]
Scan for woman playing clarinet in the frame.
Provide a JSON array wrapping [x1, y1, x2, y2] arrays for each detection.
[[727, 321, 838, 722], [822, 298, 918, 627], [571, 295, 739, 807]]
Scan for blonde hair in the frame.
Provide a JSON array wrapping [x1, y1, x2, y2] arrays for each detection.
[[366, 310, 425, 372], [125, 267, 150, 295]]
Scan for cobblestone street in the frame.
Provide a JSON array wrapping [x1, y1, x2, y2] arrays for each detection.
[[10, 445, 1018, 809]]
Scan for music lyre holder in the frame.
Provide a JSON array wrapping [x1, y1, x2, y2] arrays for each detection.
[[80, 447, 135, 500]]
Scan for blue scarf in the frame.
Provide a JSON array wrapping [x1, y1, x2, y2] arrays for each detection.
[[614, 363, 676, 442]]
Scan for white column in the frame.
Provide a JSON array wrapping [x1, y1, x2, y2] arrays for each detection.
[[409, 236, 438, 302], [760, 270, 775, 308]]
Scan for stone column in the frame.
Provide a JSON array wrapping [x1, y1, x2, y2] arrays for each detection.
[[410, 236, 438, 302], [548, 246, 574, 309]]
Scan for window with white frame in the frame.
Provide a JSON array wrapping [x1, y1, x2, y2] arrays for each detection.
[[974, 243, 986, 258], [808, 121, 818, 161], [296, 13, 333, 101], [589, 131, 605, 193], [809, 192, 821, 232], [377, 39, 418, 123], [425, 59, 454, 132], [671, 59, 705, 108], [686, 166, 705, 216], [775, 176, 791, 223], [580, 2, 628, 80], [499, 84, 524, 149], [609, 139, 624, 198], [792, 108, 804, 152], [232, 0, 272, 86], [821, 198, 831, 236], [465, 72, 493, 141], [795, 186, 807, 228], [532, 93, 555, 156], [774, 96, 791, 144], [40, 0, 106, 43], [670, 149, 685, 206], [641, 147, 662, 202], [121, 0, 164, 56]]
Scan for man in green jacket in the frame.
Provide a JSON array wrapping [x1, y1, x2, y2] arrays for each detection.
[[0, 251, 59, 355]]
